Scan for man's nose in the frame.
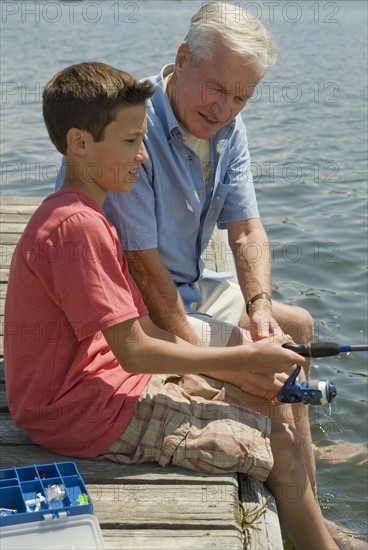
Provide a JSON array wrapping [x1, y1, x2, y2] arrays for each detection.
[[212, 97, 232, 122]]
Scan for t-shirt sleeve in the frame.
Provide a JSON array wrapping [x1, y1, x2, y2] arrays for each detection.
[[34, 210, 148, 341], [217, 116, 259, 227]]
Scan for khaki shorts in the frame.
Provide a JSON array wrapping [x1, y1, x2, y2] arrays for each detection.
[[103, 373, 273, 481], [188, 278, 244, 346]]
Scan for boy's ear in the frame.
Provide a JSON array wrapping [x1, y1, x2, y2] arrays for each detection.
[[66, 128, 89, 157]]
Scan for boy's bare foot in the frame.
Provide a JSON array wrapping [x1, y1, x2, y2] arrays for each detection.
[[314, 442, 368, 465], [324, 519, 367, 550]]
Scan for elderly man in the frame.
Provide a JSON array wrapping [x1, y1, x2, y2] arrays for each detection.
[[104, 0, 317, 469], [105, 4, 313, 346], [101, 0, 322, 518]]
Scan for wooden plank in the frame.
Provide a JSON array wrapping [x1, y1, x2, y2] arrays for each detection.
[[0, 414, 32, 443], [1, 244, 17, 268], [0, 212, 36, 223], [0, 221, 28, 233], [0, 196, 42, 206], [0, 389, 8, 412], [0, 204, 41, 215], [102, 529, 243, 550], [239, 475, 283, 550], [0, 269, 11, 284], [0, 440, 238, 487], [92, 484, 241, 529], [0, 233, 23, 244]]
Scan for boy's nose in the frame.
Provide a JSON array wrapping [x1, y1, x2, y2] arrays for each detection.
[[136, 142, 148, 163]]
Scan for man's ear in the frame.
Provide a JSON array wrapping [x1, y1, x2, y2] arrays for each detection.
[[66, 128, 89, 157], [175, 42, 191, 74]]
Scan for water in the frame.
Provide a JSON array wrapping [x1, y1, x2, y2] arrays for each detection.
[[1, 0, 367, 541]]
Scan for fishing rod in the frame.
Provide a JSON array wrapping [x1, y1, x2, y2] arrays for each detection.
[[284, 342, 368, 357], [277, 342, 368, 405]]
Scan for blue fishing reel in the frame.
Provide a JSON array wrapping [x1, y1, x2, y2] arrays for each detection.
[[278, 365, 337, 405], [277, 342, 368, 405]]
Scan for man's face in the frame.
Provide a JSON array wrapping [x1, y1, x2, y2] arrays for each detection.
[[169, 43, 261, 139]]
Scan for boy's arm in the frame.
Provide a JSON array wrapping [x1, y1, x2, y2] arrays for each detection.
[[125, 249, 202, 346], [102, 318, 307, 376]]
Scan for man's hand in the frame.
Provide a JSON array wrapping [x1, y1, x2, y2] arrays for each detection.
[[249, 305, 283, 341]]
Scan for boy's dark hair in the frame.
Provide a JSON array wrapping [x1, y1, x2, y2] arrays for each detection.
[[43, 62, 154, 154]]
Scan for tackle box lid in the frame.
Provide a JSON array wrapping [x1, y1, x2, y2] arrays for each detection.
[[0, 462, 106, 549], [0, 513, 105, 549]]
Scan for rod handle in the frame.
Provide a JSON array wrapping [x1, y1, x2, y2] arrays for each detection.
[[283, 342, 340, 357]]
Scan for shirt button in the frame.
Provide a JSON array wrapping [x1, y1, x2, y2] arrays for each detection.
[[188, 155, 194, 161], [198, 191, 204, 198], [177, 132, 183, 139]]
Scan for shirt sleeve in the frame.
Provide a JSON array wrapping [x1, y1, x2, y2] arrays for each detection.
[[217, 116, 260, 228], [35, 210, 148, 341]]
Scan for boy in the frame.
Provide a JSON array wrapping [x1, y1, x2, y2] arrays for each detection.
[[4, 62, 337, 549]]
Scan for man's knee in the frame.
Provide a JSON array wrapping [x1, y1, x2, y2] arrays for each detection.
[[226, 324, 252, 347], [274, 303, 314, 343]]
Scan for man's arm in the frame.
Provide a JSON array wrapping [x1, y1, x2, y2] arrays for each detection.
[[227, 217, 282, 340], [125, 248, 202, 346]]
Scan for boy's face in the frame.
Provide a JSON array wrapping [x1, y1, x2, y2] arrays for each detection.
[[85, 104, 148, 194]]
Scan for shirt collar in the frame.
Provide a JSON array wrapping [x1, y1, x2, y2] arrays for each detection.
[[150, 64, 183, 138]]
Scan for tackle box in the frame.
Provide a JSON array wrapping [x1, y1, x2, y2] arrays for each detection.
[[0, 461, 106, 549]]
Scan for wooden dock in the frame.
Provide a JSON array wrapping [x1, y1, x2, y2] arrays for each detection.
[[0, 196, 283, 550]]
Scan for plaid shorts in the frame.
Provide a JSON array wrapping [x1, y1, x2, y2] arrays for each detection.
[[102, 374, 273, 481]]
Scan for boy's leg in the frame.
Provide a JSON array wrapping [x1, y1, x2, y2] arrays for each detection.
[[267, 421, 338, 550], [102, 373, 274, 480], [103, 373, 337, 549]]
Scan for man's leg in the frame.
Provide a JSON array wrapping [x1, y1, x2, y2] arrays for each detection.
[[192, 290, 318, 498], [193, 281, 318, 496], [262, 300, 317, 497]]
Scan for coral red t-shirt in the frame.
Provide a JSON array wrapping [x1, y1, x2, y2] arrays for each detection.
[[4, 189, 151, 457]]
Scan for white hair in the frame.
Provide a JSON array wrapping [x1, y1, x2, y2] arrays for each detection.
[[185, 2, 277, 76]]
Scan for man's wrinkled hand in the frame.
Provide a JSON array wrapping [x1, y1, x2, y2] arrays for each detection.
[[249, 308, 283, 341]]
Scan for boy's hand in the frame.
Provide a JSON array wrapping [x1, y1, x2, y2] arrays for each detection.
[[237, 371, 289, 401], [245, 334, 307, 374], [236, 337, 298, 400]]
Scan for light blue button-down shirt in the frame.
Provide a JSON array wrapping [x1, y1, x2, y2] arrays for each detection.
[[56, 65, 259, 310]]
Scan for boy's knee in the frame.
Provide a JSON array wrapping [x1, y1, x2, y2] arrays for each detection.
[[271, 422, 302, 458]]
